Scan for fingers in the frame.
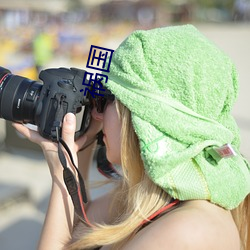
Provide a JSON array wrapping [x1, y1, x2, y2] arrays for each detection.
[[75, 135, 87, 152], [75, 116, 102, 151], [12, 122, 58, 152], [12, 123, 43, 144], [85, 108, 103, 137], [62, 113, 76, 150], [13, 112, 100, 153], [86, 117, 103, 136], [12, 114, 77, 154]]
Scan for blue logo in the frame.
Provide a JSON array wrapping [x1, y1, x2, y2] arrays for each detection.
[[86, 45, 114, 72], [80, 45, 114, 98]]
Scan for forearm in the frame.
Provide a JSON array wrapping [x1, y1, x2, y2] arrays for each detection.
[[39, 140, 98, 248], [38, 153, 75, 250], [77, 140, 97, 200]]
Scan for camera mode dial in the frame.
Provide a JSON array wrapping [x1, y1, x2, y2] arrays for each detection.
[[57, 79, 74, 90]]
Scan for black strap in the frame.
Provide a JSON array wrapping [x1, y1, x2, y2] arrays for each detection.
[[57, 131, 90, 225], [96, 146, 122, 180], [51, 94, 66, 141], [58, 138, 88, 203], [96, 131, 122, 180]]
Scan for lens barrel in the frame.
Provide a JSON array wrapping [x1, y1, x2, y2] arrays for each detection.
[[0, 67, 42, 123]]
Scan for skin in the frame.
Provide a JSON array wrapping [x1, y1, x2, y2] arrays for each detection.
[[13, 103, 241, 250], [122, 200, 240, 250], [92, 100, 122, 165]]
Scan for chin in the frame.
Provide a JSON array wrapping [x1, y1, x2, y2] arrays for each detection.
[[106, 152, 121, 166]]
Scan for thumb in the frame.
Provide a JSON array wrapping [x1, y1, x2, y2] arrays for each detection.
[[62, 113, 76, 149]]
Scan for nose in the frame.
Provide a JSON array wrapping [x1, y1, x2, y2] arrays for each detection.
[[91, 107, 103, 121]]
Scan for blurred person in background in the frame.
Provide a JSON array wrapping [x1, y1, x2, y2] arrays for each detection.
[[233, 0, 250, 20], [14, 24, 250, 250], [33, 29, 54, 77]]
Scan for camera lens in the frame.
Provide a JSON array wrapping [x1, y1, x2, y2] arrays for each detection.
[[0, 67, 42, 124]]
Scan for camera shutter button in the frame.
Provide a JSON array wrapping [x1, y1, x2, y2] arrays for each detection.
[[57, 79, 74, 90]]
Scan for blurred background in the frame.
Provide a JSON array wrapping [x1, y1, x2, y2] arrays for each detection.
[[0, 0, 250, 249]]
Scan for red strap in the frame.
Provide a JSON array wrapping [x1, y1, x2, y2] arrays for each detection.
[[0, 73, 9, 86], [140, 199, 180, 227]]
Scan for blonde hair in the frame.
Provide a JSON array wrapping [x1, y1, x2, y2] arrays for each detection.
[[231, 194, 250, 250], [70, 101, 250, 250], [69, 101, 171, 249]]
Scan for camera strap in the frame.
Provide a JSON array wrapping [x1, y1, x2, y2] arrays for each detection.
[[96, 145, 122, 180], [57, 134, 93, 226]]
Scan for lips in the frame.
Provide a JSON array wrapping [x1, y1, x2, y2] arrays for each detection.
[[102, 132, 106, 144], [102, 130, 106, 137]]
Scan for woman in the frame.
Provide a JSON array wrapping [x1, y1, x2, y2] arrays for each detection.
[[14, 25, 250, 249]]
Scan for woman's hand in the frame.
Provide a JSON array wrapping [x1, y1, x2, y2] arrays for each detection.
[[13, 113, 80, 152], [75, 112, 103, 152], [13, 113, 79, 178], [12, 112, 102, 176], [13, 112, 102, 152]]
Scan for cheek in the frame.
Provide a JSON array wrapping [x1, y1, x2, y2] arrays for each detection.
[[105, 123, 121, 165], [103, 107, 122, 165], [106, 143, 121, 165]]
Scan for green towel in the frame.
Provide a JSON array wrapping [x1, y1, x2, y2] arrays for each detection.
[[105, 24, 250, 209]]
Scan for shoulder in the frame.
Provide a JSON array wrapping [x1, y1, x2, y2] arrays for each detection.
[[123, 200, 240, 250]]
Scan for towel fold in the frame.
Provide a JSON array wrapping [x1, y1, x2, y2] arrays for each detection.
[[105, 25, 250, 209]]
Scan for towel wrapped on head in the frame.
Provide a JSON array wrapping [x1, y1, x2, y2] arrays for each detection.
[[105, 24, 250, 209]]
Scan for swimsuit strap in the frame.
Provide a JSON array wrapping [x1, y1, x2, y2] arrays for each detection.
[[140, 199, 181, 228], [94, 199, 181, 249]]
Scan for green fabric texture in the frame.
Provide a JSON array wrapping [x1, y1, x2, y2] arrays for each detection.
[[105, 24, 250, 209]]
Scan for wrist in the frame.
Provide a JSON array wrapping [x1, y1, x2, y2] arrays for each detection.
[[51, 176, 70, 199], [43, 149, 64, 178]]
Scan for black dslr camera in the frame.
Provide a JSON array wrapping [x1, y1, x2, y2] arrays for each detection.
[[0, 66, 94, 141]]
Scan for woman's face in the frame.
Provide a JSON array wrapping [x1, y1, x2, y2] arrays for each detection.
[[92, 101, 122, 165]]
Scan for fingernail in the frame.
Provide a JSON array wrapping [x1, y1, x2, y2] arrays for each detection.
[[65, 113, 75, 124]]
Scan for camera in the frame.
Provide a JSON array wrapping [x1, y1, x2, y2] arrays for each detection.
[[0, 66, 93, 141]]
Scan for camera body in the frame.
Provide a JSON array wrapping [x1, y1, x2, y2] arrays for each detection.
[[0, 67, 91, 141]]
